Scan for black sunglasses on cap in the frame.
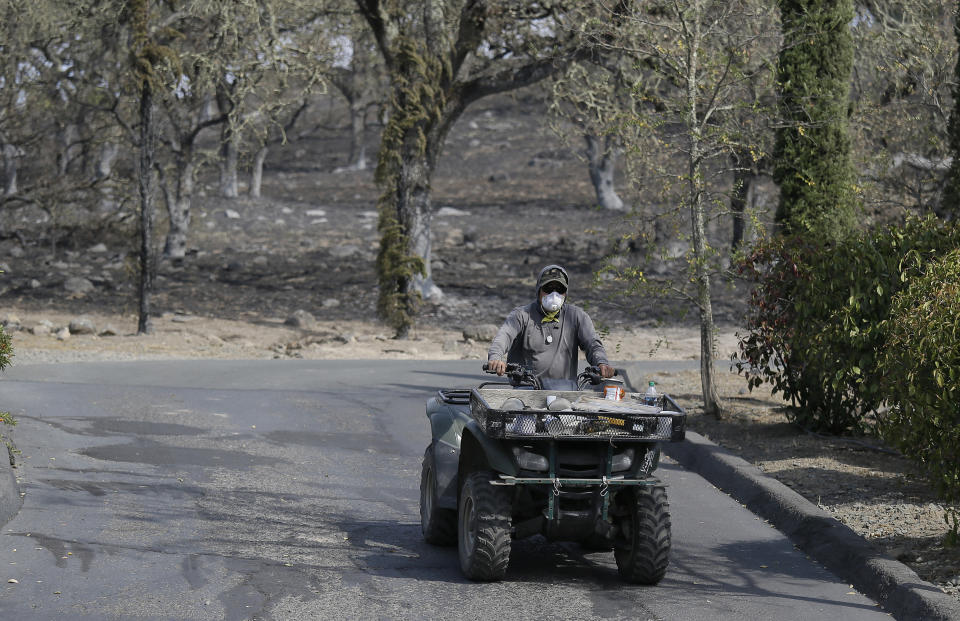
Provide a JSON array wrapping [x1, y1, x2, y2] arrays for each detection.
[[542, 282, 567, 294]]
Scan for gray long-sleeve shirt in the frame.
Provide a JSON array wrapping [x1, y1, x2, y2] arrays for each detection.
[[487, 301, 609, 381]]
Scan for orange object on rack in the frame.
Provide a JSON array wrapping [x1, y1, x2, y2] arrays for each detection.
[[603, 385, 624, 401]]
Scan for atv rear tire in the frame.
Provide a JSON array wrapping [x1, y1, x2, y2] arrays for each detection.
[[420, 444, 456, 546], [458, 471, 512, 581], [614, 485, 671, 584]]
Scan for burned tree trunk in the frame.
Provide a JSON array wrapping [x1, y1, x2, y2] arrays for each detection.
[[730, 165, 756, 251], [138, 81, 157, 335]]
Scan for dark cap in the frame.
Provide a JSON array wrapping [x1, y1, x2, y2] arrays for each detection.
[[538, 265, 568, 291]]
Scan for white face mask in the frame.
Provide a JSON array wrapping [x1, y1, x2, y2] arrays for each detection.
[[542, 292, 564, 312]]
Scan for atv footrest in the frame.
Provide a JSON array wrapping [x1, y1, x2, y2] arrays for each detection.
[[491, 475, 662, 487]]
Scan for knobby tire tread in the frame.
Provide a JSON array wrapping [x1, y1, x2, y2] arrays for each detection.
[[459, 471, 512, 581], [615, 485, 671, 585]]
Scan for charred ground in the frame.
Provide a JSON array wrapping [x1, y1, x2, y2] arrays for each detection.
[[0, 89, 749, 332]]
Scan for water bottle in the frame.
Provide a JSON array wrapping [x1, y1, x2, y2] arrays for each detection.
[[643, 381, 658, 406]]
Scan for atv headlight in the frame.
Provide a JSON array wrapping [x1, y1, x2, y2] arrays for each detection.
[[611, 448, 635, 472], [512, 446, 548, 471]]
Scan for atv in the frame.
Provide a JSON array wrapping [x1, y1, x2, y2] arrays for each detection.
[[419, 363, 686, 583]]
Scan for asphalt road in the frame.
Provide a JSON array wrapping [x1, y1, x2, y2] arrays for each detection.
[[0, 360, 891, 620]]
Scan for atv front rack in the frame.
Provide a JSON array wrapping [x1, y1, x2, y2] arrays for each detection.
[[469, 388, 685, 442]]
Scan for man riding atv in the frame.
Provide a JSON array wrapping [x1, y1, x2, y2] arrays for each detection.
[[487, 264, 616, 385], [420, 263, 683, 584]]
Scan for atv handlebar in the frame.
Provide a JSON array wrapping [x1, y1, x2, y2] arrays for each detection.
[[482, 362, 526, 375], [579, 366, 603, 386], [483, 362, 540, 389], [578, 365, 618, 388], [482, 363, 617, 391]]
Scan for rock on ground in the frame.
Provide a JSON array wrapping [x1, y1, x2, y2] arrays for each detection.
[[1, 314, 20, 332], [463, 323, 498, 342], [285, 310, 316, 330], [64, 277, 94, 295], [31, 320, 53, 336], [69, 316, 97, 335]]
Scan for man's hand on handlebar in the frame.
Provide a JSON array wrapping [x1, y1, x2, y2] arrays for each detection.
[[598, 363, 615, 379], [487, 359, 507, 376]]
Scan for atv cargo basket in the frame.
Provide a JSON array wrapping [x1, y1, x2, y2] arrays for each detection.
[[469, 388, 685, 442]]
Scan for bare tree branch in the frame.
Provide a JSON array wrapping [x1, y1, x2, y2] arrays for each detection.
[[458, 56, 565, 109]]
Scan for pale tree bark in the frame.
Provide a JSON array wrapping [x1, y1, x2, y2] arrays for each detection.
[[328, 21, 383, 173], [217, 83, 240, 198], [219, 128, 240, 198], [684, 2, 723, 417], [395, 136, 445, 302], [347, 101, 368, 171], [95, 142, 120, 213], [2, 143, 20, 197], [329, 72, 377, 172], [250, 145, 268, 198], [585, 133, 624, 210], [159, 135, 199, 258], [159, 104, 225, 258], [246, 97, 311, 199], [57, 123, 80, 176], [690, 158, 723, 417], [890, 152, 953, 172], [160, 149, 196, 258], [96, 142, 119, 180]]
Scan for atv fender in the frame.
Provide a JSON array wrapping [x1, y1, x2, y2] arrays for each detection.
[[426, 399, 469, 510], [459, 421, 518, 478], [425, 398, 517, 510]]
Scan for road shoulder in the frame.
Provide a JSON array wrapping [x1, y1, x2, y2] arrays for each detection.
[[0, 430, 21, 528], [619, 363, 960, 620]]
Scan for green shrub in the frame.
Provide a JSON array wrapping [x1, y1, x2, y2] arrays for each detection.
[[879, 249, 960, 543], [736, 216, 960, 433]]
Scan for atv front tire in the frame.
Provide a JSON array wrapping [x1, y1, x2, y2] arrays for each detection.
[[614, 485, 671, 584], [420, 444, 456, 546], [458, 471, 512, 581]]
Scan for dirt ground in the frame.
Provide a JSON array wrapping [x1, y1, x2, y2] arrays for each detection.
[[0, 89, 957, 600], [0, 309, 737, 364]]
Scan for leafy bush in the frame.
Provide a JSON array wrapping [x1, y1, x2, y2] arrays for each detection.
[[736, 216, 960, 433], [879, 249, 960, 542]]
